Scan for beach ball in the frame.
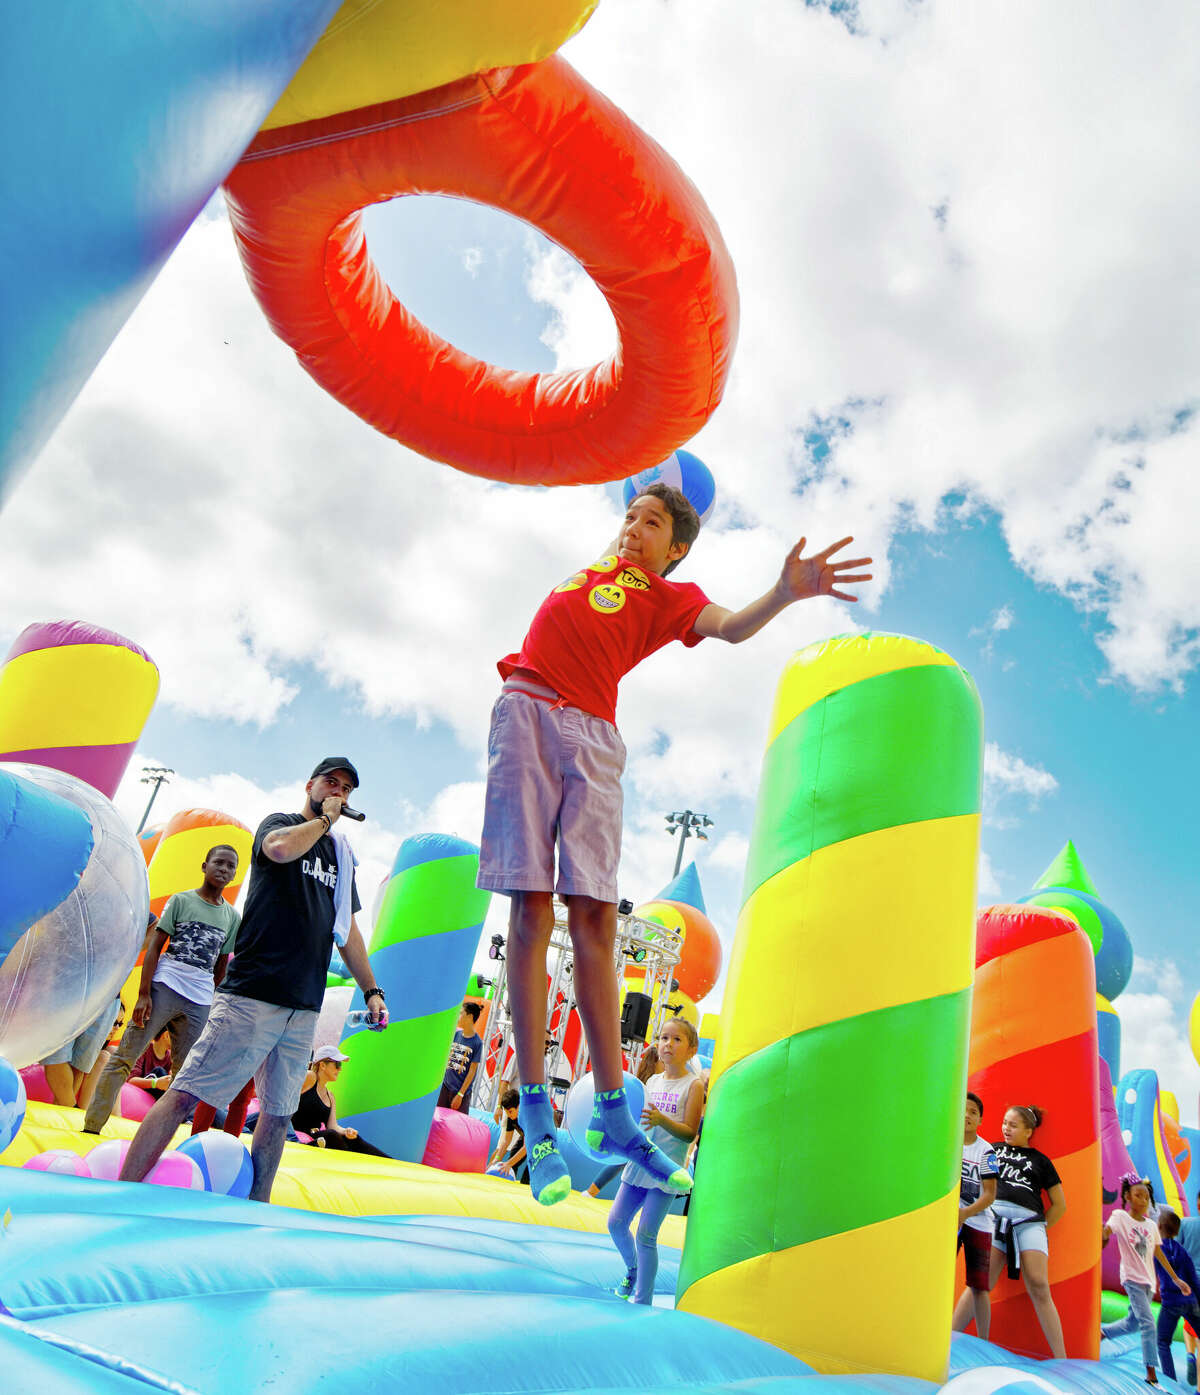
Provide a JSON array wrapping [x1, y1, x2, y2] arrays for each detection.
[[564, 1071, 646, 1164], [622, 449, 716, 525], [24, 1148, 90, 1176], [0, 1055, 28, 1151], [147, 1150, 205, 1190], [86, 1137, 130, 1179], [0, 763, 148, 1066], [177, 1131, 254, 1197]]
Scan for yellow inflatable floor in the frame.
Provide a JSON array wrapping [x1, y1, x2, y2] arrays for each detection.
[[1, 1101, 687, 1246]]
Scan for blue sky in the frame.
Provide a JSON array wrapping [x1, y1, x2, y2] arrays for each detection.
[[3, 2, 1198, 1112]]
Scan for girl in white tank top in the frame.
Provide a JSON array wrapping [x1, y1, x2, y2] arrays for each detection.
[[606, 1018, 704, 1303]]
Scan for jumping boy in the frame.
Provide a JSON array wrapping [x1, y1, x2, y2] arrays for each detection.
[[478, 482, 871, 1204]]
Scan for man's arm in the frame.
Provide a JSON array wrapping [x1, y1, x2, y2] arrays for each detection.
[[455, 1058, 480, 1105], [134, 929, 170, 1026], [1044, 1182, 1066, 1228], [959, 1176, 997, 1224], [339, 917, 385, 1024], [262, 797, 345, 864], [693, 535, 873, 644], [213, 953, 230, 988]]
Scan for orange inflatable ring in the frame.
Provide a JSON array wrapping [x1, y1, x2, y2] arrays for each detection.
[[224, 57, 738, 485]]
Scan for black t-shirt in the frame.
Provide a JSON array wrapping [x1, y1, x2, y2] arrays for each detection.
[[992, 1142, 1061, 1220], [218, 813, 360, 1012]]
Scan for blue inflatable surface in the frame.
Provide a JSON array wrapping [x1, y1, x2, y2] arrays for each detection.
[[0, 1167, 1188, 1392]]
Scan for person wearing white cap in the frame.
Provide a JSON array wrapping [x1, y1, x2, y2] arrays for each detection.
[[292, 1044, 388, 1155]]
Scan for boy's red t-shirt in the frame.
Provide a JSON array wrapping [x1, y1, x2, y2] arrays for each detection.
[[498, 552, 710, 725]]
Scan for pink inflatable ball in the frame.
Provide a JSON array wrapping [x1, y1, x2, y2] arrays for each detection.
[[421, 1107, 490, 1173], [147, 1150, 205, 1190], [23, 1148, 91, 1176], [86, 1137, 130, 1179], [116, 1082, 156, 1121], [17, 1063, 53, 1104]]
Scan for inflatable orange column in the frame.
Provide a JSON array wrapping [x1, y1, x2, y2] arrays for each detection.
[[969, 904, 1101, 1359]]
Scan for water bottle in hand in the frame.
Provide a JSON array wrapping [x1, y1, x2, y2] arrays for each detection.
[[345, 1008, 388, 1032]]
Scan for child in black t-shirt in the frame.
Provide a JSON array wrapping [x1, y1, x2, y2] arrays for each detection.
[[988, 1104, 1067, 1359], [487, 1087, 528, 1182]]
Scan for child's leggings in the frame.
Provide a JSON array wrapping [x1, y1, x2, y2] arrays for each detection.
[[1157, 1299, 1200, 1380], [1102, 1282, 1156, 1369], [607, 1181, 675, 1305]]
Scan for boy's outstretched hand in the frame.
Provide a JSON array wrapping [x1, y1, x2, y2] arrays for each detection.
[[780, 536, 873, 603]]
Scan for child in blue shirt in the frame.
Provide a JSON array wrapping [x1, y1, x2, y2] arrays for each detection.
[[1156, 1208, 1200, 1384]]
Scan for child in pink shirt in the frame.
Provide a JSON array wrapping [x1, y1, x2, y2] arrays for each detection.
[[1102, 1177, 1191, 1386]]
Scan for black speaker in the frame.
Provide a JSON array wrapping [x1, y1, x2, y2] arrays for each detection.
[[620, 990, 653, 1043]]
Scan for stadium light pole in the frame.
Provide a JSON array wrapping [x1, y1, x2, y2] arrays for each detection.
[[136, 766, 174, 833], [664, 809, 713, 879]]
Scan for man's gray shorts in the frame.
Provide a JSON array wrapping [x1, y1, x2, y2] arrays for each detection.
[[171, 991, 318, 1118], [477, 681, 626, 903]]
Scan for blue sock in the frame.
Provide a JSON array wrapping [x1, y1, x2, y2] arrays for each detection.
[[586, 1088, 692, 1192], [518, 1084, 571, 1206]]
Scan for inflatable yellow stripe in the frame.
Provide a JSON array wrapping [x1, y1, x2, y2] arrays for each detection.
[[148, 824, 254, 902], [766, 634, 956, 745], [0, 645, 158, 748], [715, 815, 978, 1075], [3, 1104, 686, 1244], [262, 0, 598, 130], [1152, 1102, 1186, 1214], [681, 1189, 957, 1380]]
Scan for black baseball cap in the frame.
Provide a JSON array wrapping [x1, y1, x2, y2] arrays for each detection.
[[310, 756, 360, 789]]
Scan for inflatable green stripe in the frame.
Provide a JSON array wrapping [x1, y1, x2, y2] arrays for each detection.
[[337, 833, 490, 1161], [334, 1003, 461, 1116], [374, 853, 489, 944], [743, 664, 982, 901], [678, 987, 969, 1294], [1023, 890, 1104, 954]]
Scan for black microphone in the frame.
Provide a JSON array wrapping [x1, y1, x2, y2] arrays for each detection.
[[339, 804, 366, 822]]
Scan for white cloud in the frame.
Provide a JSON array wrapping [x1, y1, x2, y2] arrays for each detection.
[[551, 0, 1200, 692], [1128, 954, 1186, 1005], [976, 847, 1002, 901], [709, 832, 750, 873], [981, 741, 1058, 830], [526, 242, 617, 372], [984, 742, 1058, 802], [1117, 989, 1200, 1130], [3, 2, 1197, 1042], [460, 247, 483, 278]]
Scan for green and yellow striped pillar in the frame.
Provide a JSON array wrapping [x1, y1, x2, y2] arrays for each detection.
[[676, 633, 982, 1383]]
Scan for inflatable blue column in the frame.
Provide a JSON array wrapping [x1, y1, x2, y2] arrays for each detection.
[[335, 834, 491, 1160], [1097, 994, 1121, 1085], [2, 1, 341, 497]]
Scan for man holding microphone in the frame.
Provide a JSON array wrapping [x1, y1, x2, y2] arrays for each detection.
[[120, 757, 386, 1201]]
